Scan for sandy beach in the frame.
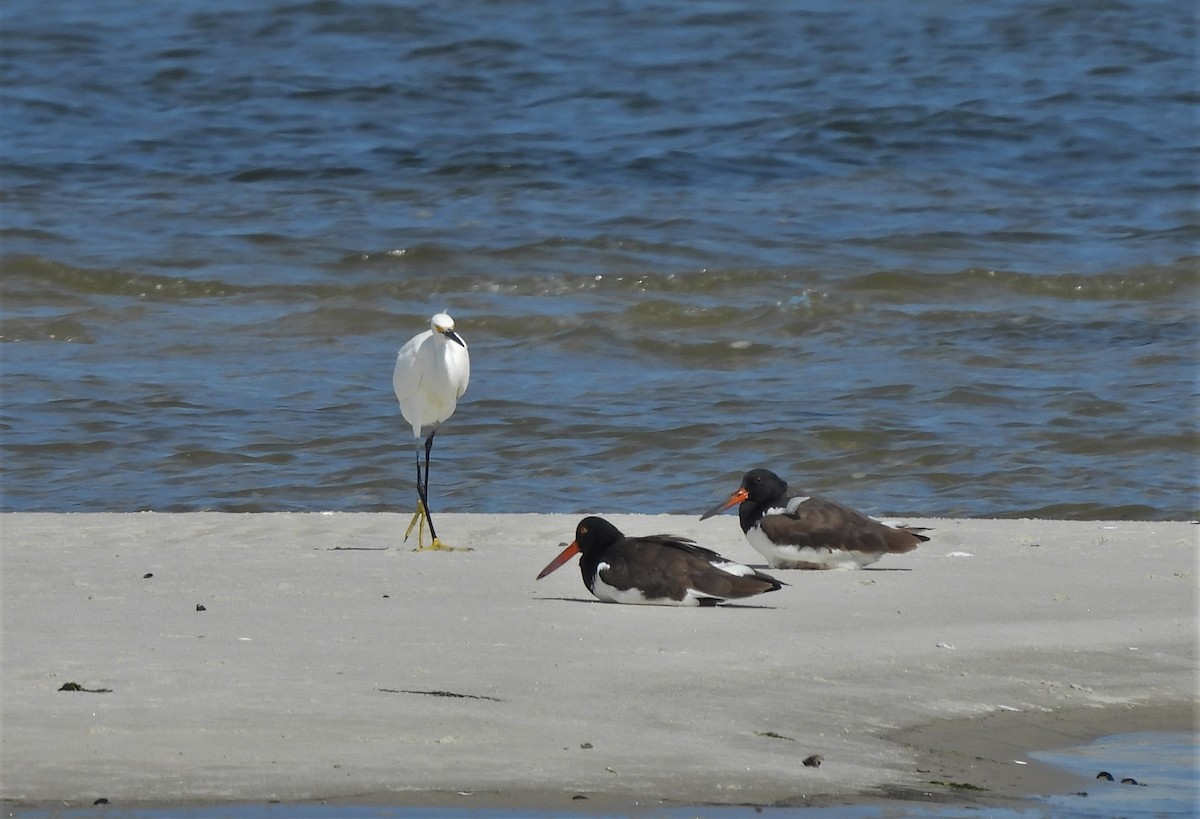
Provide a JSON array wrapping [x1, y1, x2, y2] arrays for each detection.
[[1, 512, 1196, 813]]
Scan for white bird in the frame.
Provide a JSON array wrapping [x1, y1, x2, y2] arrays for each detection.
[[392, 312, 470, 551]]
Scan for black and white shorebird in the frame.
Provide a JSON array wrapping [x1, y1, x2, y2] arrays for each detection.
[[701, 469, 928, 570], [536, 516, 784, 606], [393, 312, 469, 551]]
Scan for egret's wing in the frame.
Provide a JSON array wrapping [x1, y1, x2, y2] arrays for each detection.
[[455, 346, 470, 399], [392, 332, 427, 404]]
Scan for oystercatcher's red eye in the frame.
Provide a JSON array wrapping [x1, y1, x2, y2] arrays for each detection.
[[579, 526, 588, 535]]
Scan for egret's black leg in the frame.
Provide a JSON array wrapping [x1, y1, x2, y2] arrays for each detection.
[[404, 430, 469, 552], [421, 430, 440, 543], [404, 440, 429, 546], [414, 439, 426, 498]]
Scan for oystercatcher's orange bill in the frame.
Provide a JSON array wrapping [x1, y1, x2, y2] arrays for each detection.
[[699, 486, 749, 520], [536, 541, 581, 579]]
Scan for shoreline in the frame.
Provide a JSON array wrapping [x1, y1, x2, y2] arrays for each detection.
[[5, 704, 1193, 816], [877, 700, 1194, 810], [2, 513, 1196, 812]]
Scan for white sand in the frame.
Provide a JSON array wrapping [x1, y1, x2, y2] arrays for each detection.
[[1, 513, 1196, 808]]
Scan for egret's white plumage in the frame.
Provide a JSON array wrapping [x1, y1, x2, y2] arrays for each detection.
[[393, 312, 470, 551]]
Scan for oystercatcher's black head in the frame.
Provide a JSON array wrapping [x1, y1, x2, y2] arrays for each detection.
[[700, 469, 789, 520], [535, 516, 623, 580], [571, 516, 624, 554], [739, 469, 789, 503]]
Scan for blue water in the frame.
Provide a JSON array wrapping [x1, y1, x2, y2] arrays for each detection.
[[1, 0, 1197, 518], [1032, 730, 1199, 817]]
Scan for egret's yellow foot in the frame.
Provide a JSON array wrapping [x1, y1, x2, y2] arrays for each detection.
[[414, 536, 472, 552], [404, 506, 427, 546], [405, 504, 472, 551]]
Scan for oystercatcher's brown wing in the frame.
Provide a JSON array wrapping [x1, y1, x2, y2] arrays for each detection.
[[759, 496, 928, 554]]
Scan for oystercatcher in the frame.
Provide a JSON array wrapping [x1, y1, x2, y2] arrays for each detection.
[[700, 469, 928, 570], [536, 516, 784, 606]]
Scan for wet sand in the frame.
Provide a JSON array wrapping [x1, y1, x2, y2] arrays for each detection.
[[1, 513, 1196, 813]]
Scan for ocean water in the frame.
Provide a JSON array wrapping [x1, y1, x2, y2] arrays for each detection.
[[2, 0, 1197, 518]]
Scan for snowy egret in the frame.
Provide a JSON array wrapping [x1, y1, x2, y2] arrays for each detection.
[[393, 312, 470, 551]]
